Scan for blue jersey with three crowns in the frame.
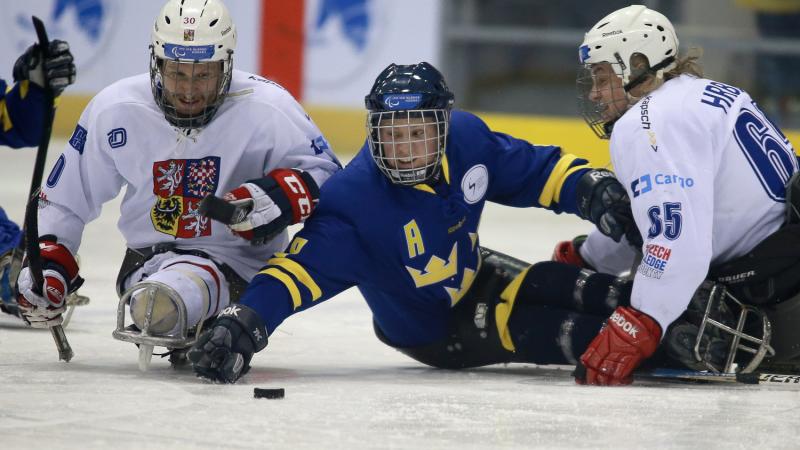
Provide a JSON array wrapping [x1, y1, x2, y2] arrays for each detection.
[[0, 79, 46, 148], [240, 110, 592, 347]]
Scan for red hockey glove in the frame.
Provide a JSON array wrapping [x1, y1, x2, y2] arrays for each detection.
[[224, 169, 319, 245], [16, 238, 82, 328], [575, 306, 661, 386], [552, 235, 589, 268]]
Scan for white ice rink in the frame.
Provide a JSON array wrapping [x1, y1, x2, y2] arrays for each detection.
[[1, 142, 799, 450]]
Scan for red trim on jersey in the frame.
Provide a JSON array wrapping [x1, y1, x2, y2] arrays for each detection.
[[259, 1, 305, 100], [163, 261, 222, 316]]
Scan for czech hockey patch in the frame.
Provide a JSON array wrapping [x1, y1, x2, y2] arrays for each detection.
[[638, 243, 672, 279], [151, 157, 220, 238]]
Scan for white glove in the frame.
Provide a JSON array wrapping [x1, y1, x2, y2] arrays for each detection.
[[224, 182, 284, 233], [16, 267, 67, 328], [214, 169, 319, 246]]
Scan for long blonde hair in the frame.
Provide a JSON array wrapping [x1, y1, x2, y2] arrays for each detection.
[[664, 47, 704, 80], [628, 48, 704, 97]]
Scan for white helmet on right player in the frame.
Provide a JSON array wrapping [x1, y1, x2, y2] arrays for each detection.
[[577, 5, 679, 138], [150, 0, 237, 129]]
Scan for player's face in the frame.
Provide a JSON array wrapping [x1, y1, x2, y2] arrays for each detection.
[[588, 63, 629, 122], [161, 60, 222, 116], [378, 116, 441, 171]]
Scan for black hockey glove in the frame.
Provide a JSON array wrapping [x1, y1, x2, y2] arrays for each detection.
[[576, 169, 643, 248], [187, 304, 268, 384], [13, 40, 76, 97]]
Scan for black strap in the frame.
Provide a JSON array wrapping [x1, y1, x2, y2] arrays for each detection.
[[624, 56, 676, 93]]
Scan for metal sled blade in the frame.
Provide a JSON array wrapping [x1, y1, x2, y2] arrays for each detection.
[[138, 344, 154, 372]]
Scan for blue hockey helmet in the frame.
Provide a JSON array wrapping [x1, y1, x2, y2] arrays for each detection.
[[365, 62, 454, 185]]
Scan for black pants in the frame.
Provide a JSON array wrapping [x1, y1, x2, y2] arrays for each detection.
[[374, 248, 613, 369]]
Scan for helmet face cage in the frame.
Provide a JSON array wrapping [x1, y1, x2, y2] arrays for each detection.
[[150, 47, 233, 129], [692, 284, 775, 373], [576, 63, 630, 140], [367, 109, 449, 185]]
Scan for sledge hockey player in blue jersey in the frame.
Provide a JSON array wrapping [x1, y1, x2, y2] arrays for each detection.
[[188, 61, 646, 383], [0, 39, 76, 318], [554, 5, 800, 385]]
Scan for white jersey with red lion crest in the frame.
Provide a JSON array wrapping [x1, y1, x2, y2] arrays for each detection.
[[39, 70, 340, 281]]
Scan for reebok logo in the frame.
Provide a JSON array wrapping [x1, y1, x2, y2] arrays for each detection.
[[610, 311, 639, 338], [221, 305, 241, 318], [590, 170, 613, 182]]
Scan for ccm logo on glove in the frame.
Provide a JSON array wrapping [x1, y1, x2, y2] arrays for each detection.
[[275, 170, 314, 221]]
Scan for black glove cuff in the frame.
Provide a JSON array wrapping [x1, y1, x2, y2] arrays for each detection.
[[296, 170, 321, 201], [217, 304, 269, 352], [576, 169, 617, 221]]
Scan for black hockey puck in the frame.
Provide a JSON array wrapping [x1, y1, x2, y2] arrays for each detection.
[[254, 388, 285, 399]]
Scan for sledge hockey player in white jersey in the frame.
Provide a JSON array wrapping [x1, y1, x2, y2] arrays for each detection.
[[15, 0, 340, 368], [554, 5, 800, 385]]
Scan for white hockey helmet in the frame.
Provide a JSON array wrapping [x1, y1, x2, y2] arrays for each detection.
[[577, 5, 679, 138], [579, 5, 678, 85], [150, 0, 237, 129]]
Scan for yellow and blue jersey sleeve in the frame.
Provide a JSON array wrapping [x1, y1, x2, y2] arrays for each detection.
[[449, 111, 592, 214], [0, 79, 47, 148], [238, 208, 367, 335]]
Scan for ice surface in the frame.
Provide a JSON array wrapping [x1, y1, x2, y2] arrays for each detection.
[[1, 143, 799, 450]]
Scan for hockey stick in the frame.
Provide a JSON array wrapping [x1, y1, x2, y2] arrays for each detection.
[[638, 368, 800, 388], [23, 16, 73, 362], [199, 194, 251, 225]]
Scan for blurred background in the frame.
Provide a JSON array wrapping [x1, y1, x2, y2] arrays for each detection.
[[2, 0, 799, 165]]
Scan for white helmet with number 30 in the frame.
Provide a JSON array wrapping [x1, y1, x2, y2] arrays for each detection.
[[150, 0, 237, 129]]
